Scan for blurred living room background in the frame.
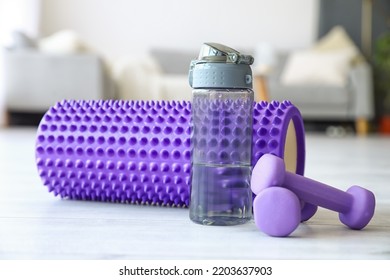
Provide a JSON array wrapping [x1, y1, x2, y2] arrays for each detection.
[[1, 0, 390, 136]]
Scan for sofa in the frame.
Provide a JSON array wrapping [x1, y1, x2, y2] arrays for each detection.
[[2, 30, 114, 125], [112, 48, 194, 102], [4, 49, 114, 113], [113, 46, 374, 135], [266, 52, 374, 135]]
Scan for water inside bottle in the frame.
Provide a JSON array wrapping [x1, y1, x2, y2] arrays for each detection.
[[189, 163, 252, 226]]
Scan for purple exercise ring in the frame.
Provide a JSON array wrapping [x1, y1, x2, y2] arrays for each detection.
[[35, 99, 307, 209], [253, 101, 315, 221], [252, 101, 305, 175]]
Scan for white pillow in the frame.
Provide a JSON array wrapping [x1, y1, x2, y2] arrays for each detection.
[[313, 25, 360, 56], [38, 30, 92, 54], [280, 49, 355, 87]]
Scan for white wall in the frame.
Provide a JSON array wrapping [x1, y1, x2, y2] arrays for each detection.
[[0, 0, 41, 45], [41, 0, 319, 61]]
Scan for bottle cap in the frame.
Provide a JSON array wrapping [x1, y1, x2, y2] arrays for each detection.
[[189, 43, 254, 89]]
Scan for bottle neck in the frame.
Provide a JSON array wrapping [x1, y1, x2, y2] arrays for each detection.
[[189, 62, 253, 90]]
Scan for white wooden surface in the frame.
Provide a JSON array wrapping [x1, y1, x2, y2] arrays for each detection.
[[0, 128, 389, 259]]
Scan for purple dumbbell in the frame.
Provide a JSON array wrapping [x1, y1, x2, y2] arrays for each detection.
[[251, 154, 376, 236]]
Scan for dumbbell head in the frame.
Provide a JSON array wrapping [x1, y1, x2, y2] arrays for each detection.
[[250, 153, 286, 195], [300, 203, 318, 222], [339, 185, 376, 230], [251, 154, 318, 222], [253, 187, 301, 237]]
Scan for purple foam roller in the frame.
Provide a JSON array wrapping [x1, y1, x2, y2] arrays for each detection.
[[36, 100, 192, 207], [35, 99, 306, 207]]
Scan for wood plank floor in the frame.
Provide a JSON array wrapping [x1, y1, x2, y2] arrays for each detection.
[[0, 128, 389, 259]]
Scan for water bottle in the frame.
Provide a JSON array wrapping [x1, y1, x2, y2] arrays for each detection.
[[188, 43, 254, 225]]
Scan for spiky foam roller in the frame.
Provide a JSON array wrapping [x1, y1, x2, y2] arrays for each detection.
[[35, 100, 305, 207]]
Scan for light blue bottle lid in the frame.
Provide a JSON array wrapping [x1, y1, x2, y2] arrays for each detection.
[[189, 43, 254, 89]]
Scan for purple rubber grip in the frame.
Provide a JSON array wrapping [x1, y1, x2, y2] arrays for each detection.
[[35, 100, 306, 207]]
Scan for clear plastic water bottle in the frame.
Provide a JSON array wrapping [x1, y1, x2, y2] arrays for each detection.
[[188, 43, 254, 226]]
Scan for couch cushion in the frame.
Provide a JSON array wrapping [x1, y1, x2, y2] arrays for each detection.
[[270, 82, 350, 102], [314, 26, 359, 53], [280, 49, 355, 87], [4, 52, 105, 111], [38, 30, 92, 54], [8, 31, 37, 50], [159, 75, 192, 100], [268, 84, 352, 119], [150, 48, 196, 75]]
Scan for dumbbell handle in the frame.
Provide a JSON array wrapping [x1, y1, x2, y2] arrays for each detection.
[[284, 172, 352, 213]]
